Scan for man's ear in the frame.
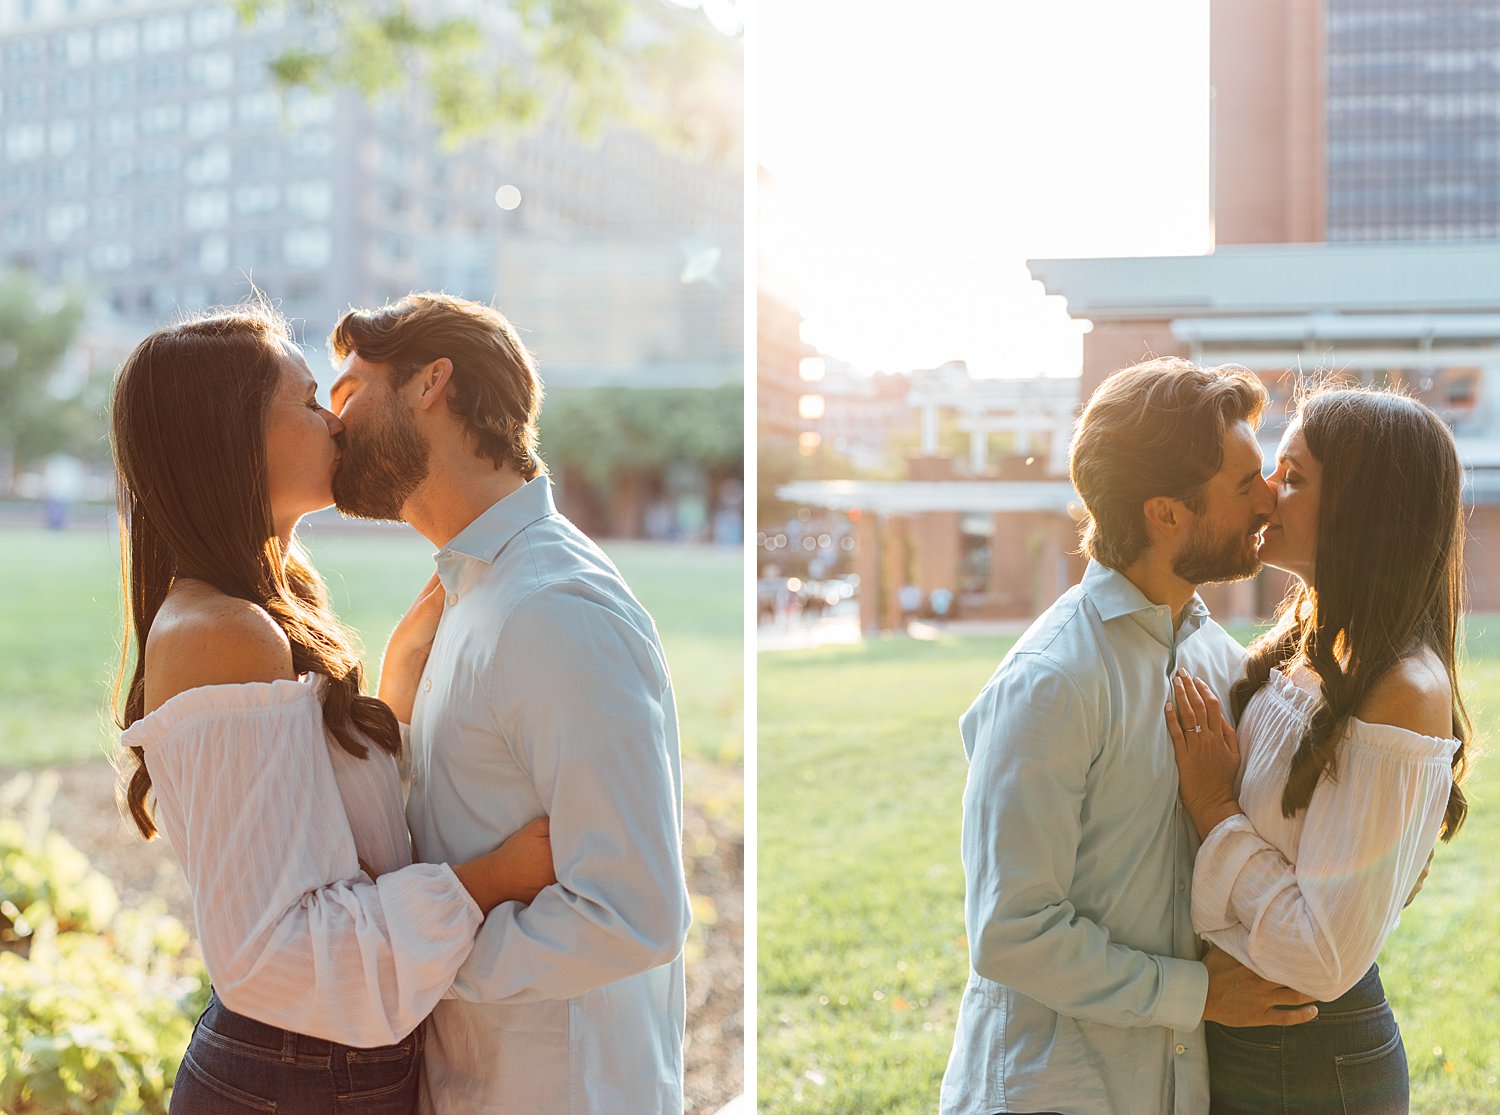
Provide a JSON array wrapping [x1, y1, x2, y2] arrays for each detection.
[[413, 357, 454, 412], [1142, 496, 1183, 543]]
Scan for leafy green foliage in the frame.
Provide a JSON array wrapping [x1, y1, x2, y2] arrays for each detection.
[[539, 384, 743, 497], [0, 775, 208, 1114], [234, 0, 741, 162], [0, 271, 90, 481]]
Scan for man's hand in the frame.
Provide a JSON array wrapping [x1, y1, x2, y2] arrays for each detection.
[[1202, 946, 1319, 1027]]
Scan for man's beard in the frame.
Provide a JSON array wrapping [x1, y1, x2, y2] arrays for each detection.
[[1173, 515, 1265, 586], [332, 396, 430, 522]]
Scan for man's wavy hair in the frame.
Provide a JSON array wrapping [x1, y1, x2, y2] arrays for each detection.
[[330, 293, 545, 479], [1069, 357, 1268, 569]]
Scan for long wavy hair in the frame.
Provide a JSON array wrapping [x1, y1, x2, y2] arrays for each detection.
[[111, 303, 401, 840], [1229, 387, 1470, 839]]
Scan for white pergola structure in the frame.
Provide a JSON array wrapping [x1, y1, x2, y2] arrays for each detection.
[[907, 365, 1079, 475], [776, 478, 1084, 634]]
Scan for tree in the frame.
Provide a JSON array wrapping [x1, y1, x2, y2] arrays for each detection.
[[235, 0, 743, 163], [0, 272, 89, 494], [538, 383, 741, 498]]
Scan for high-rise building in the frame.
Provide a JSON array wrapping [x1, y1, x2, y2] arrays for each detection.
[[1213, 0, 1500, 245], [1032, 2, 1500, 615], [0, 0, 741, 384]]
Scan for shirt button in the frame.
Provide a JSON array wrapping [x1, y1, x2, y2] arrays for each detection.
[[1178, 883, 1186, 893], [446, 592, 458, 606], [422, 679, 432, 693], [1175, 1043, 1186, 1055]]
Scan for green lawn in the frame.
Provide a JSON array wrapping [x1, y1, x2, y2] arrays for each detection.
[[758, 623, 1500, 1114], [0, 523, 742, 769]]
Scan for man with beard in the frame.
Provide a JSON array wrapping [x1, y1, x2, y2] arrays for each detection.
[[326, 293, 690, 1115], [939, 359, 1319, 1115]]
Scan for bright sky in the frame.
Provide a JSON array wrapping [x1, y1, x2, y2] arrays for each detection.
[[758, 0, 1211, 377]]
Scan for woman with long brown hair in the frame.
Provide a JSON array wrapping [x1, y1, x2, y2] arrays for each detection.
[[1167, 386, 1469, 1115], [112, 303, 555, 1113]]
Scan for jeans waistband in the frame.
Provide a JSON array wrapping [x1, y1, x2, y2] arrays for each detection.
[[201, 990, 417, 1060], [1315, 962, 1385, 1013]]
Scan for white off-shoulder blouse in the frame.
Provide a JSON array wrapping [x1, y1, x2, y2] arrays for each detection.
[[124, 677, 483, 1047], [1192, 667, 1458, 1002]]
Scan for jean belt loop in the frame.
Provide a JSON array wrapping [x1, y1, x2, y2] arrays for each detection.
[[282, 1029, 297, 1063]]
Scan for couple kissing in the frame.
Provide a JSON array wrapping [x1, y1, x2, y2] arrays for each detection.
[[112, 292, 689, 1114]]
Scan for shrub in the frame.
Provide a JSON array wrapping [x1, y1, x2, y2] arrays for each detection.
[[0, 774, 208, 1114]]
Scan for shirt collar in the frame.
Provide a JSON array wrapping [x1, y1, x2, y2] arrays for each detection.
[[1081, 560, 1211, 648], [438, 476, 556, 568]]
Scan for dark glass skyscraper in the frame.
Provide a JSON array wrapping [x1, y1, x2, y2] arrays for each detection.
[[1325, 0, 1500, 240]]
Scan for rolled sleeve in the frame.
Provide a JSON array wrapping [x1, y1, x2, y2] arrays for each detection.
[[961, 657, 1206, 1031], [448, 586, 691, 1004], [142, 690, 482, 1047], [1192, 728, 1456, 1002]]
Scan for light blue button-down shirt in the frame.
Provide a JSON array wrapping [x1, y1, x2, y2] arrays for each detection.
[[940, 561, 1246, 1115], [406, 477, 690, 1115]]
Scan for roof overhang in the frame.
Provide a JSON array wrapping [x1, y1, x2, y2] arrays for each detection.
[[777, 480, 1079, 515]]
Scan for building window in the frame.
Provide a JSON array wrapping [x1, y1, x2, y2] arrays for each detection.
[[97, 21, 139, 61], [63, 29, 91, 65], [189, 6, 236, 45], [48, 120, 78, 157], [90, 242, 133, 272], [285, 130, 332, 160], [284, 227, 332, 269], [140, 58, 182, 96], [2, 212, 36, 244], [187, 99, 232, 139], [238, 91, 280, 127], [185, 191, 230, 230], [141, 104, 184, 135], [99, 112, 135, 147], [185, 143, 232, 184], [234, 183, 280, 215], [142, 14, 186, 53], [44, 203, 88, 243], [285, 89, 335, 127], [287, 181, 333, 220], [5, 123, 45, 162], [199, 235, 229, 274], [138, 148, 180, 185], [190, 52, 234, 89]]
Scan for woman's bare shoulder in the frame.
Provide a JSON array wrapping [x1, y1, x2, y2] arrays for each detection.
[[1355, 649, 1453, 739], [144, 583, 294, 714]]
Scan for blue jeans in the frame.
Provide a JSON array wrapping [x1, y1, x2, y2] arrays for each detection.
[[169, 991, 422, 1114], [1207, 963, 1408, 1115]]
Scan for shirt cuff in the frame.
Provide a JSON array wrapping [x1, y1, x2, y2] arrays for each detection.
[[1155, 955, 1211, 1032]]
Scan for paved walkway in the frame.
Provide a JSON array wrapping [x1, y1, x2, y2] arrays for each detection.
[[757, 613, 1034, 652]]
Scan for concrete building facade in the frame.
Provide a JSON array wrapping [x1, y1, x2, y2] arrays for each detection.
[[0, 0, 741, 386]]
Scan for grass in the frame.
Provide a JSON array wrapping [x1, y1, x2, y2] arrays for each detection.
[[0, 522, 742, 770], [758, 622, 1500, 1114]]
